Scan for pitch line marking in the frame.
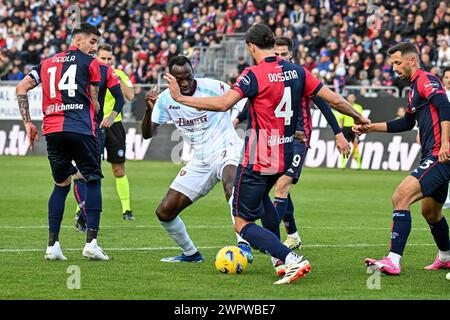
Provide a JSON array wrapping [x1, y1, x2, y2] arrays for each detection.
[[0, 243, 436, 253], [0, 225, 430, 231]]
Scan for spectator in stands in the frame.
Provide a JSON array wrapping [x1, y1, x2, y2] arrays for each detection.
[[237, 56, 249, 75], [438, 39, 450, 68]]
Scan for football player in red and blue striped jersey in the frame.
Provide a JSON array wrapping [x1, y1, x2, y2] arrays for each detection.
[[164, 24, 368, 284]]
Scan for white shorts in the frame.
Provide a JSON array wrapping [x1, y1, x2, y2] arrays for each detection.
[[170, 141, 242, 202]]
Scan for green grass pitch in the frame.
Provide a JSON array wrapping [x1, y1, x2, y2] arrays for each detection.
[[0, 156, 449, 300]]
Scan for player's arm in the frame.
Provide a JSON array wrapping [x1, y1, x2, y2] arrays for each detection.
[[89, 58, 101, 114], [141, 86, 160, 139], [164, 73, 242, 111], [16, 75, 39, 151], [353, 112, 415, 135], [312, 96, 350, 156], [90, 85, 101, 114], [120, 80, 135, 101], [232, 101, 249, 127], [315, 86, 369, 125], [100, 85, 125, 128], [418, 74, 450, 162], [430, 93, 450, 163]]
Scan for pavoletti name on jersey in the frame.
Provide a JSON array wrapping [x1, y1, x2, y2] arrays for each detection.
[[52, 55, 76, 63], [45, 103, 83, 114], [267, 134, 294, 147], [268, 70, 298, 82], [177, 115, 208, 127]]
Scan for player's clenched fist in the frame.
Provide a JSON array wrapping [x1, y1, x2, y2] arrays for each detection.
[[145, 86, 159, 110]]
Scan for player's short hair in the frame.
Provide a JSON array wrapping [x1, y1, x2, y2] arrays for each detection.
[[443, 67, 450, 76], [168, 56, 193, 72], [275, 36, 292, 51], [97, 44, 113, 53], [245, 24, 275, 49], [387, 42, 419, 57], [71, 22, 101, 38]]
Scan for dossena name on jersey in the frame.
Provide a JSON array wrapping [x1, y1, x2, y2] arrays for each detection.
[[268, 70, 298, 83]]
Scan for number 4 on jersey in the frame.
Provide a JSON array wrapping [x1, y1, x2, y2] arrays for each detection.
[[275, 86, 293, 125], [48, 65, 78, 98]]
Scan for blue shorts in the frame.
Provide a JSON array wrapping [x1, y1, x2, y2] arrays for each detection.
[[46, 132, 103, 183], [410, 156, 450, 204], [232, 165, 282, 221], [283, 140, 308, 184]]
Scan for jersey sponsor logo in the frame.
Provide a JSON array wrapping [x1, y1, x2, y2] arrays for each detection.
[[169, 105, 180, 110], [268, 70, 298, 83], [424, 81, 439, 90], [237, 74, 251, 86], [51, 55, 76, 63], [177, 115, 208, 127], [45, 103, 84, 115], [267, 134, 294, 147]]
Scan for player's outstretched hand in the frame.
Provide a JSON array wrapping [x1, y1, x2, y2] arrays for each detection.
[[438, 142, 450, 163], [24, 122, 38, 152], [354, 115, 371, 126], [335, 132, 351, 158], [145, 86, 158, 110], [164, 73, 181, 101]]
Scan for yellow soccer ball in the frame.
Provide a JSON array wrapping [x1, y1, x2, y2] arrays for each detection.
[[215, 246, 248, 274]]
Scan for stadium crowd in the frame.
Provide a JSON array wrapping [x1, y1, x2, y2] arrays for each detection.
[[0, 0, 449, 95]]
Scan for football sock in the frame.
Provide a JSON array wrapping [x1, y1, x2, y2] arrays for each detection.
[[240, 223, 291, 261], [355, 150, 361, 169], [288, 231, 301, 240], [283, 194, 297, 234], [261, 195, 281, 239], [274, 196, 288, 220], [285, 251, 302, 265], [115, 175, 131, 213], [387, 252, 402, 268], [85, 180, 102, 233], [160, 216, 197, 256], [428, 216, 450, 261], [87, 228, 98, 243], [48, 184, 70, 246], [73, 178, 86, 216], [390, 210, 411, 256], [340, 154, 346, 169]]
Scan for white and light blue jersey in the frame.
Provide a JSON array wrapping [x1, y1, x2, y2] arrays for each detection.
[[152, 78, 246, 162]]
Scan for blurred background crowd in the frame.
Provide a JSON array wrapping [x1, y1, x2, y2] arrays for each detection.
[[0, 0, 449, 96]]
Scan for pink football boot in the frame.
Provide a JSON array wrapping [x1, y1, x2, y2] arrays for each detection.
[[424, 255, 450, 270], [365, 257, 401, 275]]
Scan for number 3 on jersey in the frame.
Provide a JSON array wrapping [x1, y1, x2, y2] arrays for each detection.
[[47, 65, 78, 98], [275, 86, 293, 125]]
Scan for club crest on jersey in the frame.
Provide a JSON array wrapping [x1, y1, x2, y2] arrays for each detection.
[[237, 74, 251, 86]]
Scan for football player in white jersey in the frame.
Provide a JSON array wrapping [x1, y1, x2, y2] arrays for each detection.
[[142, 56, 253, 263]]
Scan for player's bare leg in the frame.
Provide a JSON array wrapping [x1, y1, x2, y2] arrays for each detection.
[[421, 197, 450, 270], [111, 162, 134, 220], [45, 176, 72, 261], [222, 164, 253, 262], [365, 176, 423, 275], [156, 188, 203, 262]]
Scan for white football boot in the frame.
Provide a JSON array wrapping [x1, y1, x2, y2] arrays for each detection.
[[82, 239, 109, 260], [44, 241, 68, 260]]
